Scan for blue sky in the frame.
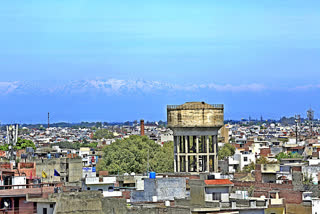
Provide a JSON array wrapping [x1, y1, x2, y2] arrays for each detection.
[[1, 0, 320, 123]]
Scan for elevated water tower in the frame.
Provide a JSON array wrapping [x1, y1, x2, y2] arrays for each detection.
[[167, 102, 224, 173]]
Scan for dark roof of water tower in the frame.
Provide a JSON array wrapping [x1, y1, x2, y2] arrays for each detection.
[[180, 102, 212, 108], [167, 102, 224, 110]]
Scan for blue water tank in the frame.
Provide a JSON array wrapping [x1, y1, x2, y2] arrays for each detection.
[[149, 172, 156, 179]]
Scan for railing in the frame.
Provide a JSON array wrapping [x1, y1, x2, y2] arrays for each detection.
[[0, 207, 37, 214], [0, 183, 57, 190], [167, 104, 224, 110]]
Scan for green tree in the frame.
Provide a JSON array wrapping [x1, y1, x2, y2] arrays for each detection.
[[53, 141, 81, 150], [248, 185, 255, 197], [95, 122, 102, 128], [256, 156, 277, 164], [243, 161, 255, 172], [218, 143, 235, 160], [0, 144, 9, 151], [278, 138, 288, 143], [303, 173, 314, 185], [97, 136, 173, 174], [151, 141, 174, 173], [92, 129, 114, 140], [81, 142, 98, 149], [15, 138, 36, 150], [275, 152, 302, 161]]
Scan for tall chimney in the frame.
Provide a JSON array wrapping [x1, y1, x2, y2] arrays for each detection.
[[140, 119, 145, 136]]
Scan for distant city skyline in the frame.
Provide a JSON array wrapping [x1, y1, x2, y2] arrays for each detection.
[[1, 0, 320, 123]]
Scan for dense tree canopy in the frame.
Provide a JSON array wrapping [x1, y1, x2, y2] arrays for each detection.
[[0, 138, 36, 151], [52, 141, 98, 150], [242, 162, 255, 172], [275, 152, 302, 161], [15, 138, 36, 150], [97, 135, 173, 174], [256, 156, 277, 164], [92, 129, 114, 140], [53, 141, 81, 149], [0, 144, 9, 151], [242, 156, 278, 172], [218, 143, 235, 160]]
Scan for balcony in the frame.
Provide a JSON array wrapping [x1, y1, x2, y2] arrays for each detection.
[[0, 183, 57, 197]]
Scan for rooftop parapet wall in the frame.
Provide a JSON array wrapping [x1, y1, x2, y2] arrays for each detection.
[[167, 102, 224, 128]]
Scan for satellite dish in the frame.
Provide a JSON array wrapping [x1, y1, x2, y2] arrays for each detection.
[[2, 198, 12, 209]]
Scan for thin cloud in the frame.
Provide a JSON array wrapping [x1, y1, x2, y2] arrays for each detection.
[[293, 84, 320, 91], [206, 83, 266, 92], [0, 81, 19, 94], [63, 79, 268, 94], [0, 79, 269, 95]]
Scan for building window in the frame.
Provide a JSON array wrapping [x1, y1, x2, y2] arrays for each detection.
[[43, 208, 47, 214], [50, 204, 54, 208], [244, 157, 248, 162], [212, 193, 221, 201], [178, 113, 182, 123]]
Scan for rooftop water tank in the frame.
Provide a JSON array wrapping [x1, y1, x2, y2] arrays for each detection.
[[149, 172, 156, 179]]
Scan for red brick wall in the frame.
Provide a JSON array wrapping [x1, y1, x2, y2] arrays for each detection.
[[19, 163, 34, 169], [122, 191, 131, 199], [140, 120, 145, 136], [99, 171, 109, 176], [260, 148, 271, 157], [292, 166, 302, 172], [245, 140, 253, 152], [17, 162, 36, 178], [19, 197, 35, 214], [0, 151, 6, 158], [255, 165, 262, 183], [0, 187, 54, 197], [0, 162, 12, 169], [233, 180, 302, 204], [280, 190, 302, 204], [312, 152, 318, 158]]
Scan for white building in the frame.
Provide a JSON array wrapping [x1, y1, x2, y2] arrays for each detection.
[[312, 198, 320, 214]]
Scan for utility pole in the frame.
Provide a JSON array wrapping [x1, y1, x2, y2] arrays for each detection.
[[6, 124, 18, 163], [48, 112, 50, 129], [307, 108, 314, 137], [295, 115, 300, 144], [147, 149, 149, 174]]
